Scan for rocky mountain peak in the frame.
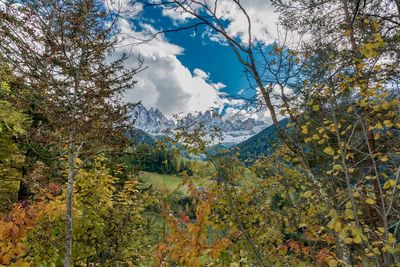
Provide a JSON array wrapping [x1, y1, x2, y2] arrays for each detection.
[[133, 104, 269, 144]]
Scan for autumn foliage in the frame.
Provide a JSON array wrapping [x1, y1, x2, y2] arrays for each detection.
[[1, 0, 400, 266]]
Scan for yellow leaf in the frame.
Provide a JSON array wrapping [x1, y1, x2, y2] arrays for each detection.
[[384, 180, 396, 189], [375, 122, 383, 129], [324, 147, 335, 156], [360, 99, 368, 107], [333, 164, 342, 171], [366, 198, 375, 205], [348, 168, 355, 174], [303, 191, 313, 198], [345, 209, 354, 219], [10, 259, 31, 267], [334, 221, 341, 232], [380, 155, 389, 162], [312, 105, 320, 111], [372, 20, 380, 31], [373, 105, 381, 112], [344, 237, 353, 244], [301, 125, 308, 135], [344, 29, 352, 37], [328, 259, 338, 267], [383, 120, 393, 128], [353, 235, 362, 244], [372, 247, 381, 255], [382, 102, 390, 110]]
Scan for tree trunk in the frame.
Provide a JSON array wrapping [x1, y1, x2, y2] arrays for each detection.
[[65, 149, 76, 267]]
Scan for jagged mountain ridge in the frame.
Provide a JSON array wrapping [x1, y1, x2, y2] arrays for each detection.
[[132, 104, 269, 145]]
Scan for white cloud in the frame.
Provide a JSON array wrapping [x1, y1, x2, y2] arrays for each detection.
[[216, 0, 280, 44], [201, 28, 229, 46], [112, 2, 289, 123], [115, 18, 227, 116], [237, 89, 246, 95], [211, 82, 226, 90], [159, 0, 280, 45], [161, 6, 195, 24], [193, 68, 209, 80], [104, 0, 143, 16], [223, 106, 273, 126], [222, 84, 293, 124]]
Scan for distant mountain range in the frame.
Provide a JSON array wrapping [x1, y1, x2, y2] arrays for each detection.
[[132, 104, 269, 146], [132, 104, 287, 162]]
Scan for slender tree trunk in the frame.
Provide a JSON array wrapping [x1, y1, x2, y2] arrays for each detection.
[[64, 55, 81, 266], [65, 148, 76, 267]]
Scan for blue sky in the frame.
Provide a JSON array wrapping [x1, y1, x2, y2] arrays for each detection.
[[143, 5, 248, 92], [112, 0, 280, 118], [174, 32, 249, 98], [138, 5, 252, 98]]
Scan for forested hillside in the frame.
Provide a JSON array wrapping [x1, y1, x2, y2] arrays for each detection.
[[0, 0, 399, 266], [235, 119, 288, 163]]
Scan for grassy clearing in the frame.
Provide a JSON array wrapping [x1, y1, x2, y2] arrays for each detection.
[[138, 171, 210, 194], [139, 171, 184, 191]]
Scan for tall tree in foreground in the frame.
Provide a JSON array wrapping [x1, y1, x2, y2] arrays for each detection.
[[0, 1, 141, 265]]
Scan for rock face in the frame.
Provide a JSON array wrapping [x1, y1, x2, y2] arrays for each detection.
[[132, 104, 268, 145], [133, 104, 175, 133]]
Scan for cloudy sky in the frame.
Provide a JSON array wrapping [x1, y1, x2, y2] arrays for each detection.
[[107, 0, 280, 119]]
